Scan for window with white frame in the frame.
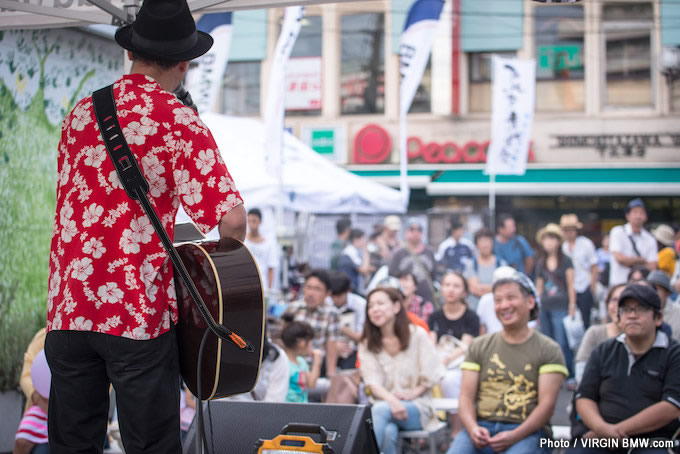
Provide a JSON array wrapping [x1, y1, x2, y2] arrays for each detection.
[[468, 51, 515, 113], [222, 61, 261, 116], [602, 2, 654, 108]]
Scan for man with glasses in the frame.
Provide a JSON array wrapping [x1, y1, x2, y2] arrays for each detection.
[[570, 283, 680, 453], [388, 217, 437, 305]]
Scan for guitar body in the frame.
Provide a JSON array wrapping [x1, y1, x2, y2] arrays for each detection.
[[174, 238, 265, 400]]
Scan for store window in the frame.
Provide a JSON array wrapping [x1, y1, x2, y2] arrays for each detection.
[[534, 5, 585, 112], [286, 16, 323, 116], [340, 13, 385, 115], [468, 51, 515, 113], [408, 59, 432, 113], [603, 2, 654, 108], [222, 61, 261, 116]]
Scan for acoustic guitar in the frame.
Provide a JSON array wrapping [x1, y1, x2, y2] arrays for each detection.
[[174, 238, 265, 400]]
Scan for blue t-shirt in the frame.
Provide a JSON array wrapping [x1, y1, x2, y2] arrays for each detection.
[[286, 356, 310, 403], [493, 236, 534, 274]]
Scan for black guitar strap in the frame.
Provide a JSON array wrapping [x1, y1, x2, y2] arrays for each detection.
[[91, 84, 253, 353]]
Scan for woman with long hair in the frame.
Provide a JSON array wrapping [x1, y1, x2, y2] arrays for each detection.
[[359, 287, 444, 454], [535, 223, 576, 379]]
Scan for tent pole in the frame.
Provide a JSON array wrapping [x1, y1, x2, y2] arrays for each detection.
[[489, 174, 496, 232]]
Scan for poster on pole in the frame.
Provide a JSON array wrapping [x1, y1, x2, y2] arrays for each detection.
[[484, 56, 536, 176]]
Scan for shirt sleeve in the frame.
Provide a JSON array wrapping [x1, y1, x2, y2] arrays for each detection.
[[609, 226, 625, 254], [358, 342, 384, 387], [464, 310, 481, 337], [645, 237, 659, 263], [463, 258, 476, 280], [661, 343, 680, 409], [519, 236, 535, 258], [461, 336, 482, 372], [326, 309, 341, 342], [585, 239, 599, 267], [538, 336, 569, 377], [575, 343, 603, 401]]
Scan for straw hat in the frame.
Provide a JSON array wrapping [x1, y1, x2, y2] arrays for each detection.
[[536, 223, 564, 243], [652, 224, 675, 247], [559, 214, 583, 230]]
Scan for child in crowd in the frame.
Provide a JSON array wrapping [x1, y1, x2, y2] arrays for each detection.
[[14, 350, 50, 454], [281, 314, 323, 403]]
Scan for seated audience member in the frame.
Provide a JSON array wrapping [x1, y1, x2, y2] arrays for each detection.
[[284, 269, 340, 377], [280, 315, 323, 403], [328, 270, 366, 369], [569, 284, 680, 453], [14, 350, 50, 454], [428, 271, 481, 437], [628, 265, 650, 283], [398, 271, 434, 322], [648, 270, 680, 341], [19, 328, 46, 413], [228, 334, 289, 402], [465, 228, 505, 309], [574, 284, 626, 383], [359, 287, 445, 454], [447, 271, 567, 454], [476, 266, 519, 335]]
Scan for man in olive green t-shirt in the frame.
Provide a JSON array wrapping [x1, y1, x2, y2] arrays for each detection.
[[447, 271, 567, 454]]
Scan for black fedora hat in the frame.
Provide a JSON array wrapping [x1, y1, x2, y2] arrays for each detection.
[[115, 0, 213, 62]]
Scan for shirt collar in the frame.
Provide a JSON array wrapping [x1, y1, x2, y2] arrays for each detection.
[[616, 330, 669, 375]]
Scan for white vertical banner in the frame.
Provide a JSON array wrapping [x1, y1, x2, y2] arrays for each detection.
[[185, 12, 233, 113], [484, 56, 536, 175], [263, 6, 305, 179], [399, 0, 444, 207]]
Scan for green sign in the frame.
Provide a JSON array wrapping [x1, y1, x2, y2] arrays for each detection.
[[537, 45, 582, 71], [311, 129, 335, 154]]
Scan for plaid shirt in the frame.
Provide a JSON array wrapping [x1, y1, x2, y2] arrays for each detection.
[[285, 300, 341, 350]]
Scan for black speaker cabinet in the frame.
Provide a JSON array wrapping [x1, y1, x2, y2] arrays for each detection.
[[182, 401, 379, 454]]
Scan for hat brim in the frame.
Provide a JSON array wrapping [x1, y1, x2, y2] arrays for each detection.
[[559, 223, 583, 230], [115, 25, 214, 62]]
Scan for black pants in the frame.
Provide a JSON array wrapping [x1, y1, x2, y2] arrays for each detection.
[[45, 328, 182, 454], [577, 288, 594, 330]]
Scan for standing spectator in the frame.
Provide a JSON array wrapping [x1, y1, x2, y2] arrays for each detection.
[[436, 217, 475, 273], [330, 218, 351, 270], [447, 271, 566, 454], [244, 208, 278, 291], [428, 271, 480, 438], [596, 234, 611, 288], [284, 269, 340, 378], [337, 229, 372, 294], [569, 284, 680, 453], [465, 228, 505, 309], [560, 214, 598, 330], [652, 224, 677, 278], [648, 270, 680, 341], [328, 271, 366, 370], [359, 287, 445, 454], [609, 198, 658, 286], [280, 317, 323, 403], [389, 217, 437, 304], [493, 214, 535, 275], [398, 271, 435, 322], [375, 215, 403, 264], [574, 283, 626, 383], [535, 223, 576, 380]]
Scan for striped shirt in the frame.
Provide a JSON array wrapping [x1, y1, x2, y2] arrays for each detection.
[[15, 405, 48, 444]]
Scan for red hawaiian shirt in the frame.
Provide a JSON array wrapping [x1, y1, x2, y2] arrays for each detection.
[[46, 74, 242, 340]]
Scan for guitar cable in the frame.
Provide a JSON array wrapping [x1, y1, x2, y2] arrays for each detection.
[[195, 329, 212, 454]]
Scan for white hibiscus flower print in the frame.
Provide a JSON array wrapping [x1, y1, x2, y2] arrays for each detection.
[[97, 282, 124, 304], [174, 169, 190, 194], [173, 106, 197, 125], [195, 149, 216, 175], [119, 229, 140, 254], [61, 219, 77, 243], [70, 316, 93, 331], [84, 145, 106, 167], [131, 104, 150, 117], [140, 261, 156, 287], [83, 237, 106, 258], [123, 121, 147, 145], [131, 216, 154, 244], [149, 176, 167, 198], [139, 116, 158, 136], [108, 170, 122, 190], [82, 203, 104, 227], [142, 155, 165, 179], [182, 179, 203, 206], [70, 103, 92, 131], [218, 175, 235, 194], [60, 201, 74, 225], [70, 257, 94, 281]]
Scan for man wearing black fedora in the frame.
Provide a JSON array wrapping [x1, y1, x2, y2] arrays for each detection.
[[44, 0, 246, 452]]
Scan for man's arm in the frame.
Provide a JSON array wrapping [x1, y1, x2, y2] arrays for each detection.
[[524, 255, 535, 276], [458, 369, 491, 449], [613, 251, 646, 268], [576, 397, 627, 439], [218, 203, 246, 242], [324, 339, 338, 377], [589, 264, 599, 295], [615, 401, 680, 436], [488, 373, 564, 452]]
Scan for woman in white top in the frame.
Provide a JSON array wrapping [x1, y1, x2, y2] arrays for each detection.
[[359, 287, 444, 454]]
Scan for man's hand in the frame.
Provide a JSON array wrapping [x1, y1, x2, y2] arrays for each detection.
[[469, 424, 491, 449], [594, 422, 627, 440], [336, 340, 354, 359], [488, 430, 518, 452], [388, 399, 408, 420]]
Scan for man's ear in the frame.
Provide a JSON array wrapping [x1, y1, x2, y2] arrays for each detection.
[[178, 61, 190, 73]]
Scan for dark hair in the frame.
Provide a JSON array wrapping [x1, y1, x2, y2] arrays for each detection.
[[362, 287, 411, 354], [441, 270, 469, 298], [539, 234, 566, 268], [349, 229, 365, 242], [606, 283, 627, 305], [627, 265, 650, 282], [130, 52, 178, 70], [247, 208, 262, 220], [329, 270, 351, 296], [396, 270, 417, 283], [305, 268, 332, 291], [336, 218, 351, 235], [492, 278, 539, 321], [280, 317, 315, 350], [449, 215, 463, 235], [474, 227, 494, 244], [497, 213, 514, 232]]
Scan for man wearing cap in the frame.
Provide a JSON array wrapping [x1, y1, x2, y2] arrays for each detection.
[[44, 1, 246, 452], [389, 217, 437, 305], [377, 216, 402, 262], [609, 198, 658, 287], [447, 271, 567, 454], [570, 283, 680, 453], [648, 270, 680, 341], [652, 224, 677, 278], [561, 214, 599, 330]]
